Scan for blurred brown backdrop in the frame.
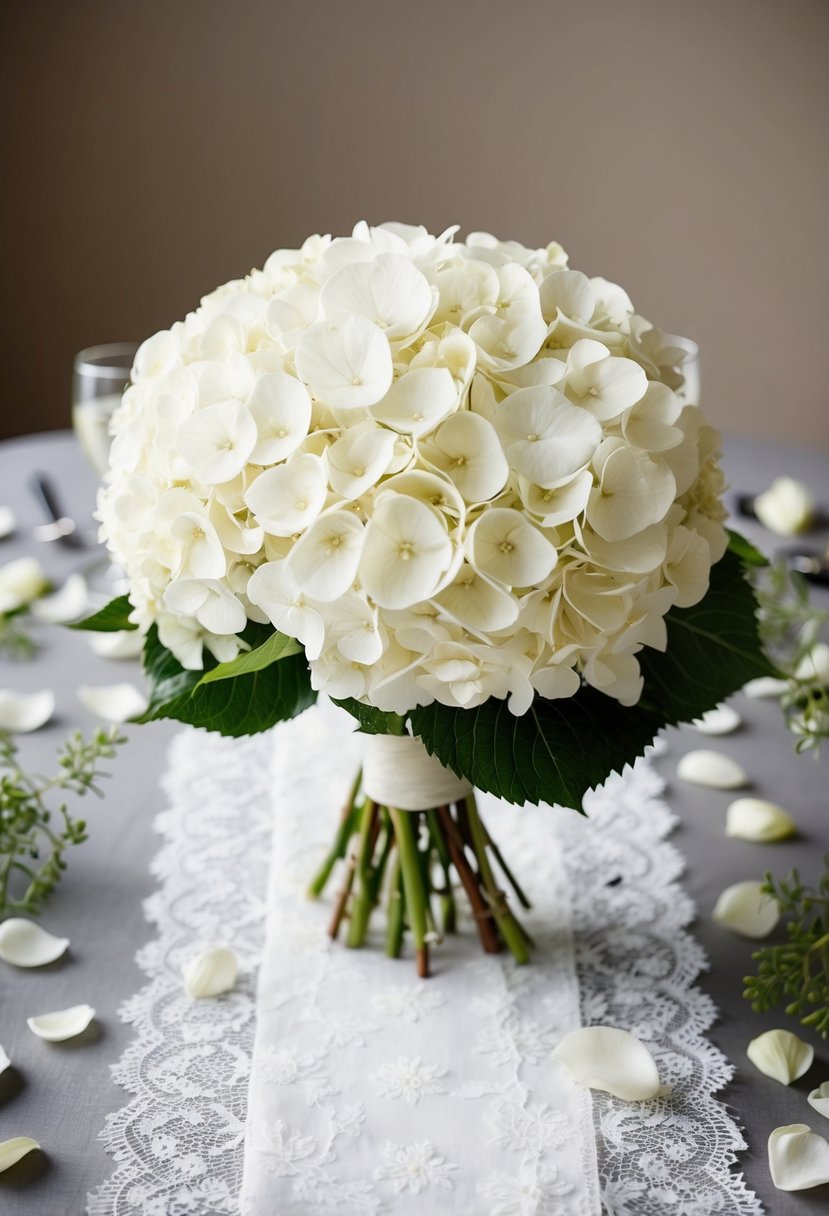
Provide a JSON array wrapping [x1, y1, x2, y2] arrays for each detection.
[[2, 0, 827, 446]]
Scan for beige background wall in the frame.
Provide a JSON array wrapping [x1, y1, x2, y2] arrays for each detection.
[[2, 0, 827, 447]]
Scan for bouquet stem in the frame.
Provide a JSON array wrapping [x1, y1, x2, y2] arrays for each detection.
[[309, 768, 531, 976]]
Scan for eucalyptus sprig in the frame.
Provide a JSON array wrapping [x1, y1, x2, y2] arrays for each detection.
[[0, 608, 38, 660], [0, 725, 126, 916], [743, 857, 829, 1038]]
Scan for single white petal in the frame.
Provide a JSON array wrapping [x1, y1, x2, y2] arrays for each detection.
[[676, 749, 748, 789], [726, 797, 796, 842], [0, 1044, 9, 1073], [248, 372, 312, 464], [359, 495, 453, 610], [769, 1124, 829, 1191], [748, 1029, 814, 1085], [796, 642, 829, 685], [77, 682, 148, 723], [807, 1082, 829, 1119], [370, 367, 459, 437], [436, 564, 519, 633], [170, 512, 227, 580], [177, 400, 257, 483], [295, 316, 393, 409], [27, 1004, 96, 1042], [587, 446, 676, 541], [712, 880, 780, 938], [0, 919, 69, 967], [321, 252, 436, 341], [244, 454, 327, 536], [0, 506, 16, 539], [325, 422, 397, 500], [744, 676, 790, 699], [31, 574, 89, 624], [89, 630, 145, 660], [182, 946, 237, 997], [0, 556, 49, 614], [754, 477, 815, 536], [518, 469, 593, 527], [692, 704, 741, 735], [164, 578, 247, 635], [0, 689, 55, 733], [286, 511, 365, 601], [0, 1138, 40, 1172], [420, 411, 509, 503], [467, 509, 558, 588], [551, 1026, 661, 1100], [497, 386, 602, 485]]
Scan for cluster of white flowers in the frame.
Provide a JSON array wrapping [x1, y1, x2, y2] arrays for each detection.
[[98, 221, 727, 714]]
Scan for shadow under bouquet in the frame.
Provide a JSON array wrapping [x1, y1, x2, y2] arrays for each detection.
[[82, 221, 774, 975]]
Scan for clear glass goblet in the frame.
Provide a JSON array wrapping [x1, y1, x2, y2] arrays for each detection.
[[72, 342, 137, 475]]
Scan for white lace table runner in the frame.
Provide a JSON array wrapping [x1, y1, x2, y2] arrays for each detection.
[[90, 707, 762, 1216]]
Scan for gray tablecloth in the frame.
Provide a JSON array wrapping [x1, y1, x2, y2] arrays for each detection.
[[0, 430, 827, 1215]]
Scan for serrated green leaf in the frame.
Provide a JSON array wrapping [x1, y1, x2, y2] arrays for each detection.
[[727, 528, 769, 568], [196, 631, 301, 686], [332, 698, 404, 736], [70, 595, 137, 632]]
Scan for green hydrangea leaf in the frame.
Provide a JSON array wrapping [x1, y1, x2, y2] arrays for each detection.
[[196, 631, 301, 686], [70, 595, 137, 632]]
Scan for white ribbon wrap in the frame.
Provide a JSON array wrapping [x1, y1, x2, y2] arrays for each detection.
[[361, 733, 473, 811]]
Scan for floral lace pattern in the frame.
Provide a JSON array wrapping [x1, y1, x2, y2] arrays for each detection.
[[90, 708, 762, 1215]]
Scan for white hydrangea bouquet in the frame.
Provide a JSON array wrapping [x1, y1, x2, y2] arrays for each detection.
[[82, 221, 773, 976]]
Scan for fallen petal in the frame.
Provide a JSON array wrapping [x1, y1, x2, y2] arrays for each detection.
[[808, 1082, 829, 1120], [711, 881, 780, 938], [182, 946, 237, 998], [744, 676, 790, 699], [769, 1124, 829, 1191], [0, 689, 55, 733], [676, 749, 748, 789], [754, 476, 815, 536], [77, 682, 147, 722], [0, 507, 16, 539], [726, 797, 796, 842], [0, 919, 69, 967], [691, 704, 741, 736], [31, 574, 89, 624], [88, 630, 144, 660], [26, 1004, 96, 1042], [551, 1025, 660, 1100], [0, 1044, 10, 1073], [0, 1137, 40, 1172], [748, 1029, 814, 1085]]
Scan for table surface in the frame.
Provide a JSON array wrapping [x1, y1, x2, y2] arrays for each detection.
[[0, 430, 827, 1216]]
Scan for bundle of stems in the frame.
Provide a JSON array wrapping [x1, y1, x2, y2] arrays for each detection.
[[308, 770, 531, 977]]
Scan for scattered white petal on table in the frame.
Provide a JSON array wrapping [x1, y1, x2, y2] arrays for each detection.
[[808, 1082, 829, 1119], [691, 705, 741, 736], [183, 947, 238, 998], [711, 881, 780, 938], [748, 1029, 814, 1085], [551, 1025, 661, 1100], [0, 919, 69, 967], [0, 506, 16, 539], [89, 629, 144, 660], [31, 573, 88, 624], [27, 1004, 96, 1042], [744, 676, 790, 700], [0, 556, 48, 614], [726, 797, 796, 842], [754, 476, 815, 536], [76, 682, 147, 722], [796, 642, 829, 686], [0, 1044, 10, 1073], [769, 1124, 829, 1191], [676, 749, 748, 790], [0, 689, 55, 733], [0, 1138, 40, 1173]]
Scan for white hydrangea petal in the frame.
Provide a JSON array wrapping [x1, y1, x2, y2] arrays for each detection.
[[436, 564, 519, 633], [0, 1044, 9, 1074], [712, 880, 780, 938], [370, 367, 459, 437], [77, 682, 148, 723], [321, 252, 437, 341], [587, 447, 676, 541], [676, 749, 748, 789], [182, 947, 237, 998], [244, 454, 327, 536], [170, 512, 227, 580], [247, 561, 326, 659], [295, 317, 393, 409], [498, 386, 602, 485], [248, 372, 312, 464], [754, 477, 815, 536], [518, 469, 592, 528], [551, 1026, 661, 1100], [744, 676, 790, 699], [0, 506, 16, 539], [286, 511, 365, 601], [726, 797, 796, 842], [769, 1124, 829, 1192], [420, 411, 508, 503], [808, 1083, 829, 1119], [795, 642, 829, 685], [539, 269, 595, 323], [0, 919, 69, 966], [0, 689, 54, 733], [359, 496, 453, 610], [326, 423, 397, 500], [568, 354, 648, 421], [177, 400, 257, 484], [334, 595, 384, 664], [622, 382, 684, 452], [31, 574, 89, 624], [27, 1004, 96, 1042], [0, 557, 49, 614], [164, 578, 247, 635], [748, 1030, 814, 1085], [88, 630, 145, 660], [468, 509, 558, 588], [0, 1138, 40, 1173], [692, 704, 742, 735]]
